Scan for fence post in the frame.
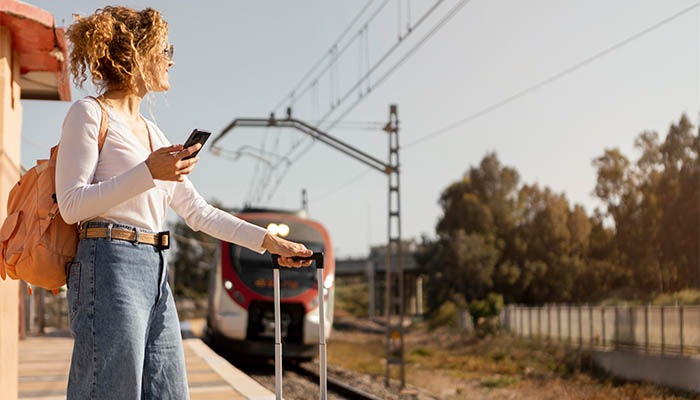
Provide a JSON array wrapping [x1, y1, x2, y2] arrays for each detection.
[[547, 304, 552, 343], [519, 306, 524, 337], [510, 304, 514, 332], [568, 305, 572, 345], [679, 304, 684, 355], [557, 304, 562, 343], [537, 307, 541, 340], [614, 306, 619, 349], [628, 306, 633, 349], [578, 305, 583, 349], [601, 306, 606, 348], [588, 304, 593, 348], [528, 306, 533, 339], [644, 303, 649, 353], [660, 306, 665, 355]]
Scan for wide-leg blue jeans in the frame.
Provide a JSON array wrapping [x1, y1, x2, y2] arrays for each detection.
[[66, 222, 189, 399]]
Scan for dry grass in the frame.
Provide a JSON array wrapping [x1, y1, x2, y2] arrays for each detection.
[[327, 318, 700, 399]]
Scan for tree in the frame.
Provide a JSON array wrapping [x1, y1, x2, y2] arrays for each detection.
[[420, 153, 518, 310], [170, 203, 223, 298], [419, 114, 699, 311], [592, 114, 699, 294]]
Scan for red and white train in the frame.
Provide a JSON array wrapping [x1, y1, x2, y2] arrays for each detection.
[[206, 208, 335, 359]]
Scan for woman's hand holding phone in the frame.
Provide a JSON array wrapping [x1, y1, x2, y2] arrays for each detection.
[[145, 129, 211, 181], [146, 144, 201, 182]]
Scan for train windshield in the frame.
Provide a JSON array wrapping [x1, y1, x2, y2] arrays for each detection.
[[228, 218, 327, 296], [232, 241, 324, 278], [230, 242, 324, 295]]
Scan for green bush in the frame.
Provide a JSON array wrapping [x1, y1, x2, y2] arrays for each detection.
[[410, 346, 432, 357], [480, 375, 519, 388], [653, 289, 700, 305], [428, 300, 457, 330], [468, 292, 504, 337], [334, 281, 370, 317]]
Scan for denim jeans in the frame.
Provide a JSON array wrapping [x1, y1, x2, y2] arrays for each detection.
[[66, 222, 189, 399]]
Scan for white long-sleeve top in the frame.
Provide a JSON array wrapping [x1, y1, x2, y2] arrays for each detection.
[[55, 97, 267, 253]]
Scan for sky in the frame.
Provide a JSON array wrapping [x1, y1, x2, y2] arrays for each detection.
[[19, 1, 700, 258]]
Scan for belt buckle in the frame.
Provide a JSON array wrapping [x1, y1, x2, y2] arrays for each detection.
[[158, 231, 170, 250]]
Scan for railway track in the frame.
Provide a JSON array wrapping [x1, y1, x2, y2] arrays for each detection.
[[288, 361, 384, 400], [220, 351, 387, 399]]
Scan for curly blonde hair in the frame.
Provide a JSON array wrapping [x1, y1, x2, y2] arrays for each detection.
[[66, 6, 169, 93]]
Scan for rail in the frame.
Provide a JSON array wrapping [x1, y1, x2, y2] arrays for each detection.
[[501, 304, 700, 355], [288, 362, 384, 400]]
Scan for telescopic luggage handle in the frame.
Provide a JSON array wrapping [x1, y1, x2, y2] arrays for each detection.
[[270, 252, 327, 400], [270, 252, 324, 269]]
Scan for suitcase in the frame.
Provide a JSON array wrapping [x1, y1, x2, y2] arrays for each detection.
[[271, 252, 327, 400]]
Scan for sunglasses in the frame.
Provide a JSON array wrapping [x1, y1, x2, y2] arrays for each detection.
[[163, 43, 174, 61]]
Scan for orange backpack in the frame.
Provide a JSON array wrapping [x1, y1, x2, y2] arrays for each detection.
[[0, 97, 108, 293]]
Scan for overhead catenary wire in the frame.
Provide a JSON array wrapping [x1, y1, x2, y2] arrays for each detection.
[[271, 0, 380, 113], [316, 0, 448, 127], [237, 0, 455, 204], [277, 0, 392, 114], [404, 0, 700, 149], [258, 0, 460, 199], [323, 0, 471, 132], [315, 168, 374, 201], [313, 1, 700, 202]]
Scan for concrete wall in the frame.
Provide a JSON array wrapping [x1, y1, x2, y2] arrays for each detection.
[[593, 350, 700, 394], [0, 25, 23, 400]]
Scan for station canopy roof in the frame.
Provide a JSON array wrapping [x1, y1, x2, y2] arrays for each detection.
[[0, 0, 70, 101]]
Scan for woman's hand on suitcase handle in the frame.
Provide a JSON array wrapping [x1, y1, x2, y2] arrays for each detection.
[[263, 232, 313, 268]]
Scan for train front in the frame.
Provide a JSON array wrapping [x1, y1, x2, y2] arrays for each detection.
[[207, 211, 335, 359]]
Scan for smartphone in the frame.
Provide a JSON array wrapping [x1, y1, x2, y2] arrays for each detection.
[[181, 129, 211, 160]]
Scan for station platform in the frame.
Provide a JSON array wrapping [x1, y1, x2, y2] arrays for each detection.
[[18, 328, 274, 400]]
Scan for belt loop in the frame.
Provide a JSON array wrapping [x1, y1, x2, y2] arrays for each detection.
[[133, 227, 141, 246], [106, 223, 113, 241]]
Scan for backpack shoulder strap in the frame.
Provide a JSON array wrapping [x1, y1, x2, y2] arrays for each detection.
[[87, 96, 109, 153]]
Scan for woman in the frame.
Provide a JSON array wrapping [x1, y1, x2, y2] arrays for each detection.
[[57, 6, 311, 399]]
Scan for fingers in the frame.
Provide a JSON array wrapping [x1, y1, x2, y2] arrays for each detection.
[[157, 144, 184, 154], [175, 157, 199, 173], [263, 233, 315, 268], [277, 256, 313, 268], [146, 145, 200, 182], [176, 143, 202, 160], [282, 243, 312, 259], [276, 243, 314, 268]]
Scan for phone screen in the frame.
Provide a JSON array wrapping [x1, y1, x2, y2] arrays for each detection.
[[182, 129, 211, 160]]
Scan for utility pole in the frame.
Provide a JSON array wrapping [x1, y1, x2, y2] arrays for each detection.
[[211, 104, 406, 390], [383, 105, 405, 388]]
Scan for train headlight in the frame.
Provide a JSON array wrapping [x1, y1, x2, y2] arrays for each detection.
[[266, 223, 290, 237], [323, 274, 334, 289], [224, 280, 233, 291]]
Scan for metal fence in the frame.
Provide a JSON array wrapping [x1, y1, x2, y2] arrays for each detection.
[[501, 304, 700, 355]]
